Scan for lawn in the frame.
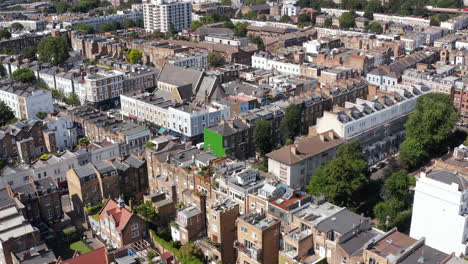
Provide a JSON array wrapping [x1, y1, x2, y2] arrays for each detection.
[[55, 240, 92, 259]]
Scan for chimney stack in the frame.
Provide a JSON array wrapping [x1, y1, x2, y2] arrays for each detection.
[[291, 144, 298, 155]]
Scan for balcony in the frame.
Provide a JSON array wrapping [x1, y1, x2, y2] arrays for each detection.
[[234, 241, 262, 262]]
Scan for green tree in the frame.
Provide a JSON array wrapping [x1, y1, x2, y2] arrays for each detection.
[[254, 120, 272, 156], [12, 68, 36, 83], [134, 201, 158, 222], [125, 49, 143, 64], [0, 64, 6, 77], [0, 29, 11, 39], [74, 24, 95, 34], [279, 15, 293, 23], [99, 23, 114, 33], [55, 1, 70, 13], [11, 22, 24, 30], [65, 93, 81, 106], [179, 242, 204, 262], [208, 52, 225, 68], [307, 141, 369, 211], [363, 10, 374, 20], [20, 46, 37, 59], [464, 136, 468, 146], [324, 18, 333, 27], [36, 112, 48, 120], [367, 22, 383, 33], [190, 20, 204, 31], [0, 101, 15, 127], [384, 170, 412, 201], [401, 93, 457, 163], [399, 138, 429, 169], [220, 0, 232, 5], [280, 104, 301, 142], [243, 11, 258, 19], [123, 18, 136, 28], [52, 89, 65, 101], [248, 34, 264, 50], [99, 0, 112, 6], [112, 21, 122, 30], [37, 35, 70, 65], [430, 18, 440, 26], [339, 12, 356, 28], [223, 21, 235, 28], [373, 198, 405, 230], [70, 0, 99, 13], [298, 13, 312, 24], [234, 22, 249, 37]]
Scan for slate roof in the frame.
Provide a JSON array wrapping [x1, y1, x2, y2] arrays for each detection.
[[399, 244, 448, 264], [73, 163, 96, 179], [340, 229, 380, 256], [158, 64, 203, 91], [316, 209, 366, 235], [426, 170, 468, 191]]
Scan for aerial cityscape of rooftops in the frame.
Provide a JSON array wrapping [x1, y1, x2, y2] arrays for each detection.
[[0, 0, 467, 262]]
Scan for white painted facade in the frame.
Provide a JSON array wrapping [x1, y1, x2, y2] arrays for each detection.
[[410, 171, 468, 256], [204, 35, 248, 47], [120, 93, 172, 127], [252, 53, 301, 75], [45, 114, 78, 151], [168, 104, 230, 137], [316, 86, 430, 138], [281, 1, 300, 17], [0, 87, 53, 120]]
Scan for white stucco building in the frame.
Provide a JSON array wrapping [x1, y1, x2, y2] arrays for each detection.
[[252, 52, 301, 75], [143, 0, 192, 32], [44, 112, 79, 152], [410, 169, 468, 256], [281, 0, 300, 17], [0, 82, 53, 120]]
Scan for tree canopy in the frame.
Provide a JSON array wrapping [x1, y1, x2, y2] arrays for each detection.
[[37, 35, 70, 65], [134, 201, 158, 222], [280, 104, 301, 142], [399, 93, 457, 168], [367, 22, 383, 33], [12, 68, 36, 83], [100, 23, 114, 33], [279, 15, 293, 23], [373, 170, 414, 231], [307, 141, 369, 211], [74, 24, 95, 34], [126, 49, 143, 64], [339, 12, 356, 28], [69, 0, 99, 13], [21, 46, 37, 59], [11, 22, 24, 30], [233, 22, 249, 37], [123, 18, 136, 28], [254, 120, 272, 156], [0, 101, 15, 127], [208, 52, 225, 68], [0, 29, 11, 39], [55, 1, 70, 13]]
